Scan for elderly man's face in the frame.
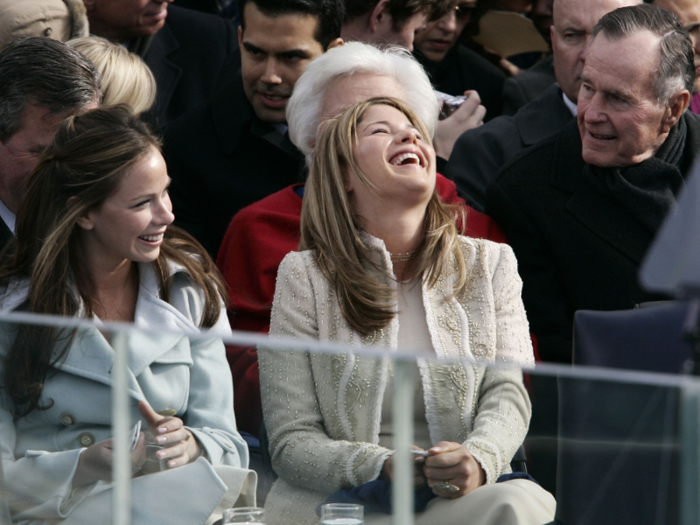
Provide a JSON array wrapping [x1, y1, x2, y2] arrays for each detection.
[[551, 0, 640, 102], [654, 0, 700, 93], [84, 0, 173, 42], [577, 31, 681, 168]]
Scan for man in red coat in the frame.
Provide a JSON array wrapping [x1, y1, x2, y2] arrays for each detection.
[[217, 42, 506, 435]]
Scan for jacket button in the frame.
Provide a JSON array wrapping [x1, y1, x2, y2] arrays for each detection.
[[78, 433, 95, 447], [60, 414, 75, 426]]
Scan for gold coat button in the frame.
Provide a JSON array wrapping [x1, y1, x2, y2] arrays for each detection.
[[60, 414, 75, 426], [78, 433, 95, 447]]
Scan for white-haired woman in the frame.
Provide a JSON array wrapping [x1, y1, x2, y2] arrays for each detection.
[[259, 97, 556, 525]]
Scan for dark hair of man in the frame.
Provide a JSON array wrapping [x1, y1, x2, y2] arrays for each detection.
[[239, 0, 344, 49], [0, 37, 101, 143], [0, 106, 227, 416], [593, 4, 695, 102], [345, 0, 451, 30]]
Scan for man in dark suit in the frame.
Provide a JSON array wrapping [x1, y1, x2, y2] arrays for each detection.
[[500, 54, 556, 116], [486, 4, 700, 363], [84, 0, 237, 127], [444, 0, 640, 212], [0, 38, 100, 250], [412, 0, 507, 120], [162, 0, 343, 258]]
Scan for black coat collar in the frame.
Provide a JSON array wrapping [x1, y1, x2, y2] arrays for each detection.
[[211, 74, 301, 160], [516, 84, 572, 147]]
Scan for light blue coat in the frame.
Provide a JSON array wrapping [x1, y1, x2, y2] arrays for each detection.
[[0, 262, 251, 524]]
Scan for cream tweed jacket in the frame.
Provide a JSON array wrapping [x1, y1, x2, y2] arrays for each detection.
[[259, 234, 535, 525]]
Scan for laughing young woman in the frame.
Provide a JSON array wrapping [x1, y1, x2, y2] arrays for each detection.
[[259, 97, 556, 525], [0, 106, 251, 525]]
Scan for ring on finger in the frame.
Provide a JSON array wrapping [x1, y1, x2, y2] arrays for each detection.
[[431, 481, 460, 494], [183, 430, 192, 443]]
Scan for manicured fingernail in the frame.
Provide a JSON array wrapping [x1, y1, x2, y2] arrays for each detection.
[[156, 436, 166, 444], [168, 460, 177, 467], [158, 427, 167, 434], [431, 447, 441, 453], [157, 450, 166, 458]]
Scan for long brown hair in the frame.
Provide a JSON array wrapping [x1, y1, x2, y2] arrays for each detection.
[[300, 98, 467, 336], [0, 106, 227, 416]]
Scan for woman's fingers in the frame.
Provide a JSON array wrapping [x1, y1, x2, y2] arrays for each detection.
[[137, 401, 162, 427], [153, 424, 187, 446], [423, 442, 485, 498], [156, 440, 190, 468]]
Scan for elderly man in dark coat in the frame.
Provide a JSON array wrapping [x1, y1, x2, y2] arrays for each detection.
[[486, 4, 700, 364], [445, 0, 640, 212]]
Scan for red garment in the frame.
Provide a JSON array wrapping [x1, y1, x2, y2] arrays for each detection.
[[217, 174, 508, 435]]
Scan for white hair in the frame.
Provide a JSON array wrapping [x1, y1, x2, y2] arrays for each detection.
[[287, 42, 439, 166]]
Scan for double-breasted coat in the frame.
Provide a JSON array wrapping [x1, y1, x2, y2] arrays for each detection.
[[0, 261, 253, 525]]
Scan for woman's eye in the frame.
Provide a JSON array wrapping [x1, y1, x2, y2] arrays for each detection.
[[132, 199, 149, 209], [371, 128, 388, 134]]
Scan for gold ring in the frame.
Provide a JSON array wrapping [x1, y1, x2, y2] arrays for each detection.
[[184, 430, 192, 442], [431, 481, 460, 494]]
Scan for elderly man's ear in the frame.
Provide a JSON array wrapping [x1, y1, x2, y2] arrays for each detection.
[[662, 90, 691, 133]]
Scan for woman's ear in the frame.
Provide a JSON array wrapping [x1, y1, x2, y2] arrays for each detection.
[[69, 197, 94, 231]]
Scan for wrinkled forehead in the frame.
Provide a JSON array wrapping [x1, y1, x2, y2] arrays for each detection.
[[584, 30, 661, 95], [319, 73, 406, 123]]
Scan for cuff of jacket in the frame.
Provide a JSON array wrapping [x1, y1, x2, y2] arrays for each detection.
[[188, 427, 244, 468], [9, 447, 93, 520], [463, 438, 504, 485], [345, 443, 394, 487]]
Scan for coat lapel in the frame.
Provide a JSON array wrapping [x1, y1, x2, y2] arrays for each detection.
[[54, 327, 145, 400], [142, 23, 182, 125], [128, 263, 196, 377], [516, 84, 573, 147], [55, 263, 196, 390]]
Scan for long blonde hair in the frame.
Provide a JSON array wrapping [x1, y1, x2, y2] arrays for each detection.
[[300, 98, 467, 336]]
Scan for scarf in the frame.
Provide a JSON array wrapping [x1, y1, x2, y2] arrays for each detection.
[[583, 115, 688, 234]]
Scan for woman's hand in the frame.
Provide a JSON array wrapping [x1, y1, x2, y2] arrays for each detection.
[[73, 433, 147, 487], [423, 441, 486, 498], [380, 446, 427, 487], [433, 90, 486, 160], [138, 401, 201, 469]]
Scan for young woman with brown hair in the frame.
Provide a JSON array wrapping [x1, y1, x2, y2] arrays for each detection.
[[0, 106, 252, 525]]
